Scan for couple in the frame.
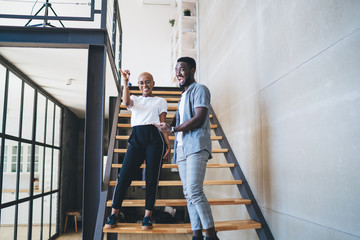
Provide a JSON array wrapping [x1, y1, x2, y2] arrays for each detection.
[[105, 57, 219, 240]]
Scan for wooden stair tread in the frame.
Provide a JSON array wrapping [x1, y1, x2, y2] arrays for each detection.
[[122, 97, 180, 102], [111, 163, 235, 169], [103, 220, 261, 233], [121, 105, 178, 111], [164, 97, 180, 102], [106, 198, 251, 207], [115, 135, 222, 140], [129, 90, 182, 95], [114, 148, 228, 154], [117, 123, 218, 128], [118, 113, 213, 118], [109, 180, 242, 186]]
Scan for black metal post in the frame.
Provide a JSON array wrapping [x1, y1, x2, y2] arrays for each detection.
[[100, 0, 107, 29], [14, 80, 25, 240], [28, 90, 38, 240], [40, 99, 48, 240], [43, 1, 50, 27], [83, 45, 106, 240], [49, 102, 56, 238]]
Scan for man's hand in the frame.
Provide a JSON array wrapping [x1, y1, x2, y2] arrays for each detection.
[[153, 122, 170, 133]]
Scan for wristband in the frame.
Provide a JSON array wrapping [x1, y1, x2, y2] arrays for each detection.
[[170, 126, 175, 133]]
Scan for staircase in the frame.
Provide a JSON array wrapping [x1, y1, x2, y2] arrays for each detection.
[[101, 87, 273, 239]]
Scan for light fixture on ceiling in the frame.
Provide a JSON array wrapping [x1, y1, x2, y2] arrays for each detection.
[[142, 0, 175, 6], [66, 78, 73, 85]]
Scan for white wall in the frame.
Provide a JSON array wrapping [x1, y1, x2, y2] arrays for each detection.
[[199, 1, 360, 240], [118, 0, 176, 87]]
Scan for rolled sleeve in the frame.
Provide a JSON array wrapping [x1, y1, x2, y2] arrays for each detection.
[[193, 85, 210, 109]]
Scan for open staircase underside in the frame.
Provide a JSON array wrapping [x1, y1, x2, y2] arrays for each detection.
[[102, 87, 273, 239], [104, 220, 261, 234]]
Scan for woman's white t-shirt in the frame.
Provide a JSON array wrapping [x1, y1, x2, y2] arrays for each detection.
[[128, 95, 168, 127]]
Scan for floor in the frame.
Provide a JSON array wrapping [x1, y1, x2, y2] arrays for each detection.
[[57, 229, 193, 240], [0, 226, 193, 239], [0, 225, 55, 239]]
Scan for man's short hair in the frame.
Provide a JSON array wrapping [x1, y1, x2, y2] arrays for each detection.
[[177, 57, 196, 70]]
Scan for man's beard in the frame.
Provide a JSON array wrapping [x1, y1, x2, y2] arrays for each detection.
[[179, 77, 190, 88]]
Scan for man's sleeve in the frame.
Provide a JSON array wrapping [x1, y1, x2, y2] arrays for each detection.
[[193, 85, 210, 109]]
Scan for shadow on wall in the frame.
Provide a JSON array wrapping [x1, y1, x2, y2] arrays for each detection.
[[260, 101, 272, 209], [60, 108, 83, 234]]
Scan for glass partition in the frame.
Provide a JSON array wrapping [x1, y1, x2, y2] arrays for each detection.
[[5, 73, 22, 137], [36, 94, 46, 144], [2, 139, 18, 204], [0, 60, 63, 240], [21, 83, 35, 140], [17, 201, 30, 239], [0, 205, 15, 239], [46, 101, 54, 145], [53, 106, 61, 147], [19, 143, 31, 199]]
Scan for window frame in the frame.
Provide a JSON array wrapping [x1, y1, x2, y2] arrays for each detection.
[[0, 57, 63, 240]]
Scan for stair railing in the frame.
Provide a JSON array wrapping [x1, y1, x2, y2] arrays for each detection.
[[94, 91, 122, 239], [209, 105, 274, 240]]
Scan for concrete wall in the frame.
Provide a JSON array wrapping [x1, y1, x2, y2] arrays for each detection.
[[198, 1, 360, 239]]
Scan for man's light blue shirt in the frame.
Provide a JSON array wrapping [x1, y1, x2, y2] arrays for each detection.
[[174, 82, 212, 163]]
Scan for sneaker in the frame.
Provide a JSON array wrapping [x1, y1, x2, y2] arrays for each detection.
[[192, 236, 204, 240], [205, 237, 219, 240], [141, 216, 153, 230], [104, 213, 118, 229]]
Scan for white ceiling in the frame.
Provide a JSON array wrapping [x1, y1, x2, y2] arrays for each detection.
[[0, 47, 118, 118], [0, 0, 177, 118]]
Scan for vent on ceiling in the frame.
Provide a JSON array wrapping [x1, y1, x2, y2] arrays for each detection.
[[142, 0, 174, 6]]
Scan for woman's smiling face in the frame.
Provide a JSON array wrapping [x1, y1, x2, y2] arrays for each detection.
[[138, 73, 155, 97]]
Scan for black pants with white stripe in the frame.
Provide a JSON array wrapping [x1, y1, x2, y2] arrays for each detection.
[[112, 125, 165, 211]]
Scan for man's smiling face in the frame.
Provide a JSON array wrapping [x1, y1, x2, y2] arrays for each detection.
[[175, 61, 194, 88]]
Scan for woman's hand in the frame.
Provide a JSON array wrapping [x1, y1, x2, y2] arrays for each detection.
[[163, 144, 171, 163], [120, 69, 130, 86]]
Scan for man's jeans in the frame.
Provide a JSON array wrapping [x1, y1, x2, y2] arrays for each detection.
[[177, 146, 215, 230]]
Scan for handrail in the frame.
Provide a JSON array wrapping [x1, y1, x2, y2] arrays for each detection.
[[94, 90, 121, 239], [103, 92, 121, 190], [0, 0, 96, 21], [209, 105, 275, 240]]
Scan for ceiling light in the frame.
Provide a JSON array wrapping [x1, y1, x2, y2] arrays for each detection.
[[66, 78, 73, 85]]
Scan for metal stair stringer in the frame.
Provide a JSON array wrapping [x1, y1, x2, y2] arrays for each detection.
[[94, 92, 122, 240], [209, 105, 274, 240]]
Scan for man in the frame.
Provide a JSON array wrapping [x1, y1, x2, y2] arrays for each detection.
[[154, 57, 219, 240]]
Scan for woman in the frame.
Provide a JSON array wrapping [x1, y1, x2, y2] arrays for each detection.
[[105, 69, 171, 229]]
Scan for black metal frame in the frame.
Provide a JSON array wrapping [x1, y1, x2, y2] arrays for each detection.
[[82, 44, 106, 240], [13, 80, 25, 239], [0, 0, 96, 22], [93, 92, 121, 239], [0, 67, 9, 213], [210, 106, 274, 240], [0, 1, 123, 238], [0, 57, 63, 240]]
